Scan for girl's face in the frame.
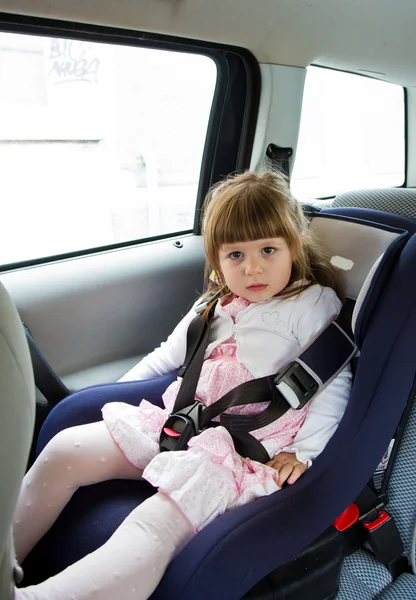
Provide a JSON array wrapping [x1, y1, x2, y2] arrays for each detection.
[[218, 237, 294, 303]]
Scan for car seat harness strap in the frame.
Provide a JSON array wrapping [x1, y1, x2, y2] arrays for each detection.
[[159, 292, 356, 462]]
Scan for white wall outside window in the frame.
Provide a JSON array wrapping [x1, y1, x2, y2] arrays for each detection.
[[0, 33, 217, 266], [291, 66, 405, 202]]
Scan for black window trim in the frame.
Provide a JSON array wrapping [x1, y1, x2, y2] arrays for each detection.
[[0, 12, 261, 272]]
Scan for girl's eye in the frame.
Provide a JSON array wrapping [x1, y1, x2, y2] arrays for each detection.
[[262, 247, 276, 255], [229, 251, 243, 260]]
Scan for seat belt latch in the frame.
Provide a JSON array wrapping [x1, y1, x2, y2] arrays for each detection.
[[274, 362, 319, 409], [360, 507, 404, 565], [159, 401, 204, 453]]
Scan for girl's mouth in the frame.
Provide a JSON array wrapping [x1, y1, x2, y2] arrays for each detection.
[[247, 284, 267, 291]]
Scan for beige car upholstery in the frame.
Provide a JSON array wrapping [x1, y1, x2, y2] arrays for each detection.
[[0, 282, 35, 600]]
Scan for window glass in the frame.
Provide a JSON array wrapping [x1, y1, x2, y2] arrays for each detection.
[[291, 66, 405, 201], [0, 33, 217, 266]]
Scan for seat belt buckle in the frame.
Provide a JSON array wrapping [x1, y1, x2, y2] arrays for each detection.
[[333, 503, 360, 532], [159, 401, 204, 452], [273, 362, 320, 409], [360, 507, 404, 565]]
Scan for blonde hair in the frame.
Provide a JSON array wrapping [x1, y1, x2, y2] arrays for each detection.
[[201, 170, 343, 308]]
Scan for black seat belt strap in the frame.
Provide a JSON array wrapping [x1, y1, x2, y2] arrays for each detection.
[[199, 313, 354, 450], [174, 301, 217, 412], [200, 378, 291, 431], [230, 432, 271, 464], [165, 298, 356, 461], [179, 300, 356, 418], [266, 143, 293, 178], [22, 321, 70, 406], [177, 291, 221, 379]]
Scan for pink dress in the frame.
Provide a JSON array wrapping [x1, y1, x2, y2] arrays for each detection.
[[102, 297, 310, 530]]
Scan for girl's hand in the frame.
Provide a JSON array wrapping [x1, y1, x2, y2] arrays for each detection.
[[266, 451, 308, 486]]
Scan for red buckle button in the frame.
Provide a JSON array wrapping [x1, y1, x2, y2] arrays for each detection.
[[362, 510, 390, 531], [163, 427, 181, 438], [333, 503, 360, 532]]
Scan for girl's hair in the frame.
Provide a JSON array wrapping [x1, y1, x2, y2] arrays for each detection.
[[201, 169, 343, 308]]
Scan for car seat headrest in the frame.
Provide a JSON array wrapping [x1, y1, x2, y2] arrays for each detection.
[[310, 214, 405, 300], [309, 214, 408, 340]]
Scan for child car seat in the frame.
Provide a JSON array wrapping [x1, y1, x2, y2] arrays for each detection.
[[20, 209, 416, 599], [0, 282, 36, 600]]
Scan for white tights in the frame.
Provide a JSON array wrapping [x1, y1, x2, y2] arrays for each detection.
[[13, 422, 195, 600]]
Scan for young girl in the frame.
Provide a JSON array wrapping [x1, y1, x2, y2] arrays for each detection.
[[14, 170, 352, 600]]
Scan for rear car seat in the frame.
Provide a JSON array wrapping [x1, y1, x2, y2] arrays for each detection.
[[331, 187, 416, 219]]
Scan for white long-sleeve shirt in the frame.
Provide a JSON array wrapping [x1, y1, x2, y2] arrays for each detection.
[[120, 284, 352, 464]]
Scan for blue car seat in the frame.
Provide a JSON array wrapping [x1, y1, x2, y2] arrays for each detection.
[[20, 207, 416, 599]]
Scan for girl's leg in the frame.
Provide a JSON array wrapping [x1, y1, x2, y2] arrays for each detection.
[[15, 492, 195, 600], [14, 421, 143, 563]]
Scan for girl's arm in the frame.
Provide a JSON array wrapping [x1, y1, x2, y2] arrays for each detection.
[[118, 304, 199, 382], [264, 365, 351, 485], [265, 286, 352, 471], [283, 285, 352, 464], [276, 366, 352, 464]]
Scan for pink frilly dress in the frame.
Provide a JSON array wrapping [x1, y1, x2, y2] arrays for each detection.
[[102, 297, 310, 530]]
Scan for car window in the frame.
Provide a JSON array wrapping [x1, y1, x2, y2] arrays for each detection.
[[0, 32, 217, 267], [291, 66, 405, 201]]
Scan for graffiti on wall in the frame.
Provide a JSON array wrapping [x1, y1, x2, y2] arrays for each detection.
[[49, 39, 100, 84]]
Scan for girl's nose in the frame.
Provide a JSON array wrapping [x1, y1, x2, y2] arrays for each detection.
[[245, 260, 264, 275]]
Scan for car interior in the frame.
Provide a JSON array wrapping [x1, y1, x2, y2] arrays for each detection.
[[0, 0, 415, 598]]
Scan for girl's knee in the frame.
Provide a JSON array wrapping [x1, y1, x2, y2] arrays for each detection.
[[26, 427, 91, 492], [39, 427, 85, 469]]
